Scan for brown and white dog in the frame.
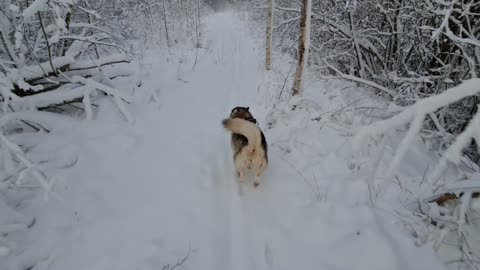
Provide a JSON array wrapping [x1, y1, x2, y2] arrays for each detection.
[[222, 107, 268, 187]]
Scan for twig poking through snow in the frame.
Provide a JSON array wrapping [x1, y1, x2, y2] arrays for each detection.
[[162, 248, 191, 270], [83, 85, 93, 120]]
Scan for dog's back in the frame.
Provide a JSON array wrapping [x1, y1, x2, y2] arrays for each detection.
[[222, 107, 268, 187]]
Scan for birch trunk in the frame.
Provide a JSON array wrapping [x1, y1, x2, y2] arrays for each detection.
[[265, 0, 274, 70], [292, 0, 311, 96], [162, 0, 171, 47]]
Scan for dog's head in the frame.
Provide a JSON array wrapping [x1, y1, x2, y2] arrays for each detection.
[[230, 106, 254, 120]]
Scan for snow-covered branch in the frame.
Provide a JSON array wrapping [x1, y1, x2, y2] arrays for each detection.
[[0, 0, 134, 204], [71, 76, 133, 122], [12, 56, 75, 81], [325, 62, 395, 97], [69, 54, 130, 71], [0, 133, 55, 199], [58, 36, 130, 53], [353, 79, 480, 187]]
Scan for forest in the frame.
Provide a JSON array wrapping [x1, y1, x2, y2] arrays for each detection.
[[1, 0, 479, 269]]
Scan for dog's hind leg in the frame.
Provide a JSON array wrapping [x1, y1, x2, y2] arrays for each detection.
[[253, 162, 266, 188], [235, 168, 246, 183], [234, 158, 246, 182], [238, 170, 245, 182], [253, 174, 260, 188]]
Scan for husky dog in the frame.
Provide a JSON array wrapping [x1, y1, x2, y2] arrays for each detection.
[[222, 107, 268, 187]]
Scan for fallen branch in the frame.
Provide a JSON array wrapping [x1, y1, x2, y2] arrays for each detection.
[[0, 111, 77, 130], [71, 76, 131, 103], [0, 133, 55, 200], [69, 54, 130, 71], [429, 192, 480, 205], [11, 56, 75, 82], [71, 76, 132, 122], [353, 79, 480, 150], [58, 36, 130, 53], [353, 79, 480, 194], [15, 84, 86, 110]]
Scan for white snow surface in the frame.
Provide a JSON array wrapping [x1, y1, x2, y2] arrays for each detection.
[[1, 13, 449, 270]]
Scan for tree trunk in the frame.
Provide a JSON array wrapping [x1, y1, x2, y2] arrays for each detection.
[[349, 10, 365, 78], [193, 0, 201, 70], [265, 0, 274, 70], [162, 0, 171, 47], [196, 0, 201, 48], [292, 0, 311, 96]]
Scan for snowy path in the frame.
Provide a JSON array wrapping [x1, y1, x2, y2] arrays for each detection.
[[5, 13, 447, 270]]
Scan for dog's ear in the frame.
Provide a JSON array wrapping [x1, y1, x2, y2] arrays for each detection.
[[232, 107, 239, 113], [246, 107, 250, 110]]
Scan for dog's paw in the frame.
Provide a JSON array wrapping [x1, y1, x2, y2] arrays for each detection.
[[253, 181, 259, 188]]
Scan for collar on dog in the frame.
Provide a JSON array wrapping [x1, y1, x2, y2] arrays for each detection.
[[245, 117, 259, 127], [245, 117, 256, 123]]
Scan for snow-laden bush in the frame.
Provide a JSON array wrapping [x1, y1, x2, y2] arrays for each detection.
[[0, 0, 133, 255], [247, 0, 480, 267], [354, 78, 480, 269], [250, 0, 480, 164]]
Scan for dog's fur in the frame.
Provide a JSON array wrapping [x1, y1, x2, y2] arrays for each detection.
[[222, 107, 268, 187]]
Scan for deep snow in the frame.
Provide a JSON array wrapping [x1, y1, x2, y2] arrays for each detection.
[[1, 12, 450, 270]]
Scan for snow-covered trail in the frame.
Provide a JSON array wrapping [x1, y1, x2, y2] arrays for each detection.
[[4, 12, 448, 270]]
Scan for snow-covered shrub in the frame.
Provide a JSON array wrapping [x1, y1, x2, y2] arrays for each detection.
[[246, 0, 480, 266], [249, 0, 480, 164], [0, 0, 133, 255], [353, 78, 480, 269]]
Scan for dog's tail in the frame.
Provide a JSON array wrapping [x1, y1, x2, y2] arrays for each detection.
[[222, 118, 261, 148]]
